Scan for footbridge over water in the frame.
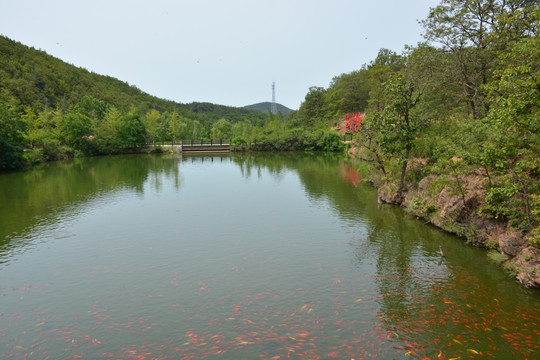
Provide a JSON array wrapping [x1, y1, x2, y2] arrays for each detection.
[[182, 139, 230, 152], [156, 139, 231, 153]]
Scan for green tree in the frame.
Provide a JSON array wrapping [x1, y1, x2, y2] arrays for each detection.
[[481, 31, 540, 228], [95, 106, 122, 152], [232, 120, 254, 141], [210, 119, 232, 140], [73, 96, 109, 122], [0, 104, 26, 170], [295, 87, 327, 128], [168, 112, 185, 144], [154, 111, 171, 143], [116, 111, 147, 149], [183, 117, 204, 139], [325, 69, 371, 115], [143, 109, 161, 144], [58, 112, 93, 152], [370, 70, 427, 195], [421, 0, 496, 118], [421, 0, 536, 119], [26, 108, 63, 160], [366, 49, 405, 113]]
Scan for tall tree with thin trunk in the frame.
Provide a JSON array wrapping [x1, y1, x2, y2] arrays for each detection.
[[371, 70, 426, 195]]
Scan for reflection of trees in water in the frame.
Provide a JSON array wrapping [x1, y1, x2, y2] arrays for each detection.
[[229, 153, 380, 231], [0, 155, 184, 252], [231, 152, 297, 181], [365, 204, 539, 359], [229, 152, 463, 355], [232, 151, 351, 194]]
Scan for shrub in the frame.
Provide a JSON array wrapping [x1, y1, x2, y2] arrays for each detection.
[[24, 148, 44, 165], [487, 251, 508, 265]]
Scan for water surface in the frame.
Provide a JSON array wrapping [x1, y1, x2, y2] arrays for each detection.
[[0, 153, 538, 360]]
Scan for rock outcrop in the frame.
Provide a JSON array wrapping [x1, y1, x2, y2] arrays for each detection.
[[375, 170, 539, 288]]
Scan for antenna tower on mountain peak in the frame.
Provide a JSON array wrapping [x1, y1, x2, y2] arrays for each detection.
[[271, 81, 277, 115]]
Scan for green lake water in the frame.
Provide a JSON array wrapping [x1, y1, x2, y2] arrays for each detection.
[[0, 153, 538, 360]]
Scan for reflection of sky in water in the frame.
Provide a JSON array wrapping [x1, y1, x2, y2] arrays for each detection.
[[0, 154, 538, 360]]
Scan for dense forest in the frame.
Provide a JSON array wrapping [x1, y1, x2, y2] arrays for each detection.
[[0, 34, 278, 166], [0, 0, 538, 282], [289, 0, 539, 283]]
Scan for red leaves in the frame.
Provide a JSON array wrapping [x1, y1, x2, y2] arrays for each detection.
[[344, 112, 364, 133]]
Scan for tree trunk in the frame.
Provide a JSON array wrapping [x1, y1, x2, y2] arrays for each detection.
[[399, 142, 411, 194]]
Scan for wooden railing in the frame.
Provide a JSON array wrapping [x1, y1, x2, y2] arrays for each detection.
[[181, 139, 231, 146]]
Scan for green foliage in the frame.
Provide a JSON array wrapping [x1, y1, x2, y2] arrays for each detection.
[[58, 112, 93, 153], [184, 102, 267, 125], [477, 22, 540, 228], [232, 120, 255, 142], [168, 112, 184, 143], [143, 109, 161, 144], [325, 70, 371, 114], [210, 119, 233, 140], [323, 0, 540, 238], [243, 102, 293, 117], [0, 103, 26, 170], [232, 136, 247, 145], [250, 129, 344, 152], [420, 0, 498, 118], [115, 112, 147, 149], [0, 35, 267, 130], [294, 87, 328, 128], [484, 237, 500, 250], [502, 260, 524, 277], [529, 227, 540, 247], [407, 197, 438, 218], [528, 195, 540, 246], [487, 251, 509, 265], [73, 96, 109, 122], [316, 131, 344, 152], [23, 148, 44, 165], [369, 70, 427, 193]]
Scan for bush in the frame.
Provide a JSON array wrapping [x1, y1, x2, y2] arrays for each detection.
[[528, 227, 540, 247], [24, 148, 44, 165], [487, 251, 508, 265], [317, 131, 344, 151], [232, 136, 247, 145]]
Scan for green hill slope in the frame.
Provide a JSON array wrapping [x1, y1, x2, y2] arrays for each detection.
[[244, 102, 293, 116], [0, 35, 265, 124], [0, 35, 274, 170]]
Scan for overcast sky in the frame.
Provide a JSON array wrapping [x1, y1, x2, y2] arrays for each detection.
[[1, 0, 440, 110]]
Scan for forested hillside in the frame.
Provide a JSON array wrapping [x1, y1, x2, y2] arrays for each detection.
[[0, 35, 269, 168], [0, 36, 177, 114], [0, 35, 267, 123], [290, 0, 539, 286]]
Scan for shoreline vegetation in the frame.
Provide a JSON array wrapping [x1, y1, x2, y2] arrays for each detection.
[[1, 1, 538, 286]]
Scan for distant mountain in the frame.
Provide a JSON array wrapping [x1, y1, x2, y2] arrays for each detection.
[[244, 102, 293, 116]]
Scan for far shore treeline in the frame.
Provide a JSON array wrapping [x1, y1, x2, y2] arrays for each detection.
[[1, 1, 539, 261]]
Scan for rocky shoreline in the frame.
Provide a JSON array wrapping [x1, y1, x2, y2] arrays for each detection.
[[348, 149, 539, 288]]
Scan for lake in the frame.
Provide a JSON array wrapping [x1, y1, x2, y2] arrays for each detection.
[[0, 153, 538, 360]]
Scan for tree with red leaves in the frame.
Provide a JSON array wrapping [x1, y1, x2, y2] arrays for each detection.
[[345, 112, 364, 133]]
